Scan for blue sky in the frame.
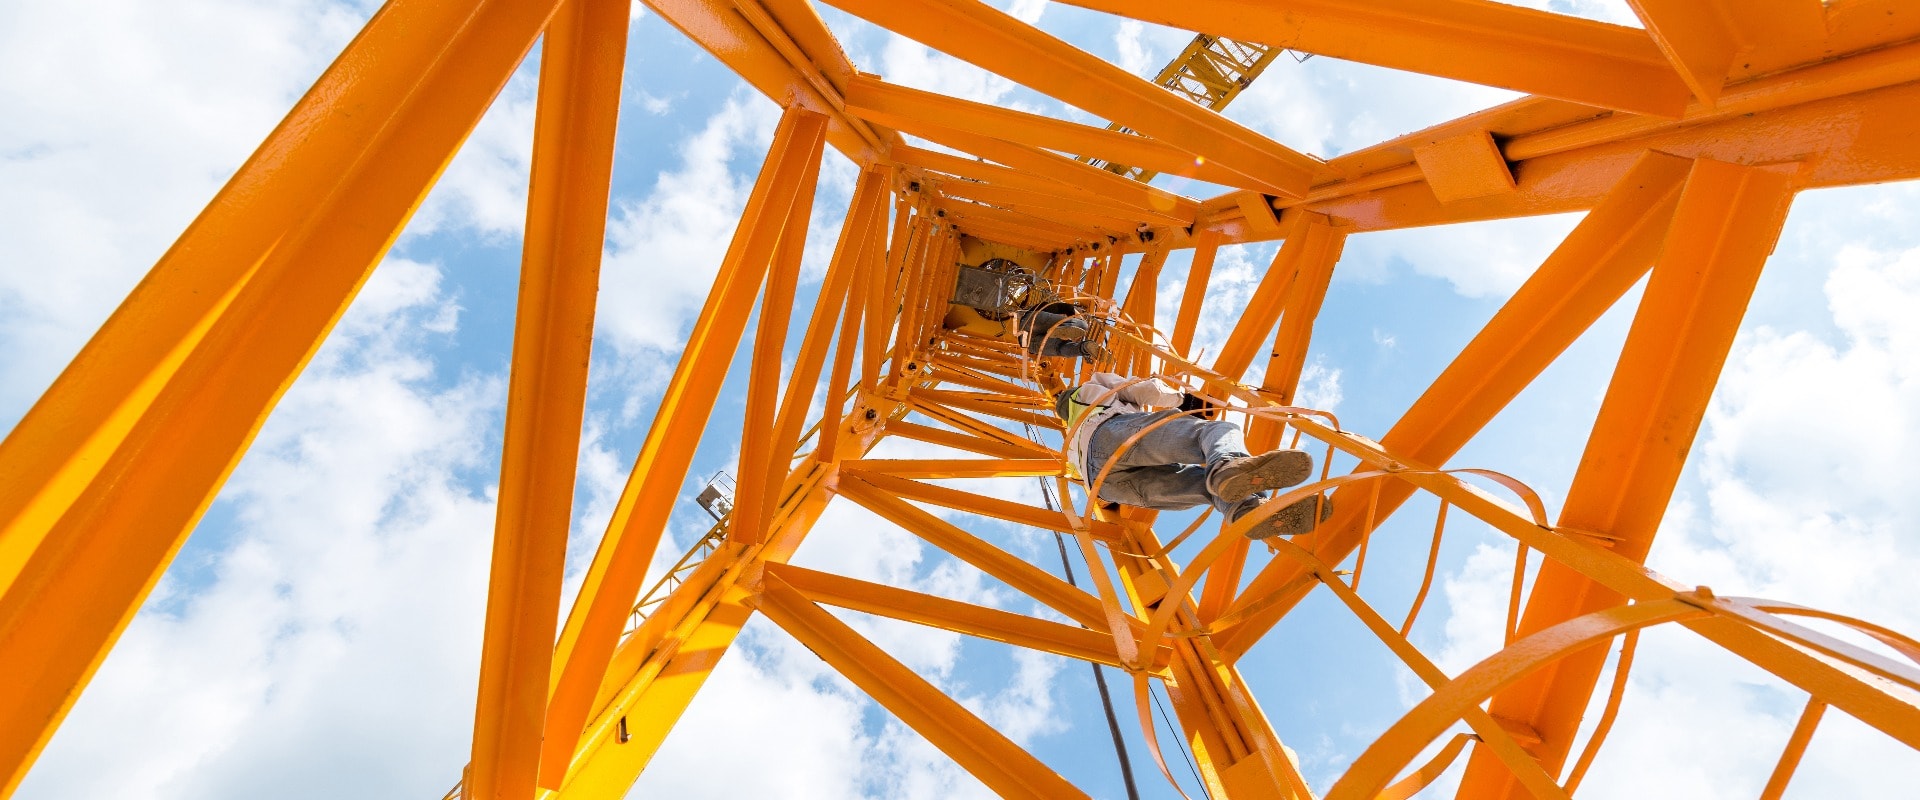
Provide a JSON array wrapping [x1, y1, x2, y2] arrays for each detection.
[[4, 0, 1919, 797]]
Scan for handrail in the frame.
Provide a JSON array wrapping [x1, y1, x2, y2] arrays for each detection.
[[911, 296, 1920, 799]]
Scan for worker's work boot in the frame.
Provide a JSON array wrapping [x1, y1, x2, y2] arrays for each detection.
[[1207, 449, 1312, 503], [1048, 322, 1089, 342], [1231, 495, 1335, 540]]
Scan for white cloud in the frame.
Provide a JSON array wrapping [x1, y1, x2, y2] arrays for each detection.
[[634, 618, 876, 799], [634, 89, 675, 115], [0, 0, 369, 424], [1226, 55, 1521, 159], [1164, 242, 1268, 365], [875, 34, 1019, 107], [1420, 211, 1920, 796], [1295, 360, 1344, 411], [1650, 239, 1920, 631], [998, 0, 1049, 26], [1342, 212, 1585, 298], [1503, 0, 1641, 26], [406, 66, 539, 238], [1114, 20, 1151, 76], [0, 0, 547, 428], [631, 435, 1074, 799], [595, 93, 779, 356], [18, 258, 502, 799]]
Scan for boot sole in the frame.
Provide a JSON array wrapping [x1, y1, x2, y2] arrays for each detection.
[[1244, 495, 1334, 540], [1211, 450, 1313, 503]]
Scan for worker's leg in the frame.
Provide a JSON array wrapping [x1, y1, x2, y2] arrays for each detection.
[[1092, 464, 1232, 514], [1089, 411, 1310, 504], [1021, 309, 1088, 356], [1094, 466, 1335, 533], [1038, 337, 1097, 358], [1089, 411, 1249, 469]]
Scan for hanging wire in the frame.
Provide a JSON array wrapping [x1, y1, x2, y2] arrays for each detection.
[[1151, 681, 1212, 799], [1028, 421, 1142, 800]]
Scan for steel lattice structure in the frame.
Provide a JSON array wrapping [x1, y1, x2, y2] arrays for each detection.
[[4, 1, 1920, 798]]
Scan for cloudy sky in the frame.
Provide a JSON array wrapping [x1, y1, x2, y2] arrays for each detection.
[[4, 0, 1918, 797]]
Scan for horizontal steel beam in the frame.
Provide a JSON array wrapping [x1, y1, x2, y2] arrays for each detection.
[[894, 144, 1191, 225], [1055, 0, 1690, 116], [848, 75, 1258, 191], [765, 563, 1159, 668], [824, 0, 1321, 196]]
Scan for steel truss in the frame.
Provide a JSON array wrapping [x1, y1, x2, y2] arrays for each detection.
[[3, 0, 1920, 799]]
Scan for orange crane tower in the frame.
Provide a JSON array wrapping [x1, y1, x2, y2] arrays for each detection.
[[3, 1, 1920, 799]]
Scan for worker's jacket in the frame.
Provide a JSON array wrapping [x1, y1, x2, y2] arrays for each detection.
[[1063, 372, 1183, 480]]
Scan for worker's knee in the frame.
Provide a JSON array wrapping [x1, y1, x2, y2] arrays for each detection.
[[1095, 466, 1209, 511]]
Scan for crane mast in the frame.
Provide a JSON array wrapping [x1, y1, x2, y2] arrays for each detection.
[[3, 1, 1920, 799]]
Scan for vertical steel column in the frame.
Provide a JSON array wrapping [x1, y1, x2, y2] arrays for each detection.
[[1247, 219, 1346, 451], [1457, 158, 1796, 800], [1108, 522, 1314, 800], [769, 168, 885, 473], [889, 212, 935, 380], [467, 0, 629, 795], [548, 396, 908, 798], [732, 143, 825, 546], [1212, 153, 1694, 653], [1120, 246, 1168, 375], [753, 572, 1090, 800], [866, 193, 911, 388], [1212, 212, 1340, 381], [0, 0, 565, 791], [537, 107, 828, 786], [1171, 229, 1219, 355]]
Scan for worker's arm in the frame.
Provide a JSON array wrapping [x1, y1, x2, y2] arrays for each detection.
[[1071, 373, 1119, 407], [1078, 372, 1181, 408], [1119, 378, 1183, 408]]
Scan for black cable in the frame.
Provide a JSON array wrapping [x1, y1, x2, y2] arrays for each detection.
[[1050, 528, 1141, 800], [1022, 422, 1205, 800], [1028, 421, 1141, 800], [1151, 682, 1212, 800]]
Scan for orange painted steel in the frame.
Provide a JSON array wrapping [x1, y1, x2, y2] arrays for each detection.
[[7, 0, 1920, 798], [1210, 212, 1344, 381], [536, 106, 828, 786], [766, 563, 1165, 669], [1056, 0, 1690, 116], [1759, 698, 1827, 800], [0, 0, 567, 790], [467, 0, 629, 795], [1215, 151, 1695, 658], [850, 76, 1265, 193], [752, 571, 1090, 800], [733, 141, 825, 546], [1457, 157, 1797, 800], [1169, 229, 1219, 358], [823, 0, 1322, 196]]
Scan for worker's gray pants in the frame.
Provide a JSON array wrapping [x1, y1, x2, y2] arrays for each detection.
[[1020, 309, 1095, 358], [1085, 411, 1257, 516]]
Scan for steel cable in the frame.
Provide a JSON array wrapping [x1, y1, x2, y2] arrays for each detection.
[[1027, 420, 1141, 800]]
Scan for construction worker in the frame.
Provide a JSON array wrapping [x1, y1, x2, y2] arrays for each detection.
[[1018, 302, 1105, 361], [1054, 373, 1330, 539]]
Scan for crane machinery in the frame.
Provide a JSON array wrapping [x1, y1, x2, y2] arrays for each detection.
[[3, 1, 1920, 799]]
